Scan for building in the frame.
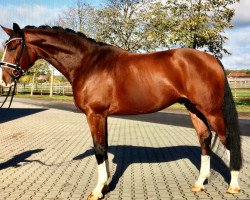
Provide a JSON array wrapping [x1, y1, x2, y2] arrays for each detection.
[[227, 72, 250, 78]]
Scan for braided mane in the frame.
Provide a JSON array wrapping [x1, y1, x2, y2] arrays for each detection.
[[23, 25, 108, 46]]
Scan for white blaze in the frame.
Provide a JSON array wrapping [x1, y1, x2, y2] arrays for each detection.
[[0, 47, 7, 84]]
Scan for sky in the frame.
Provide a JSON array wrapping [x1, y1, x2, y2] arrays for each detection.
[[0, 0, 249, 70]]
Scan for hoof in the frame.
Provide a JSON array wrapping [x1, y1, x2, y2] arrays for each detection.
[[192, 184, 205, 192], [227, 186, 240, 194], [87, 193, 102, 200], [87, 185, 109, 200]]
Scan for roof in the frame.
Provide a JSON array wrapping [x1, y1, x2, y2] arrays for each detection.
[[228, 72, 250, 78]]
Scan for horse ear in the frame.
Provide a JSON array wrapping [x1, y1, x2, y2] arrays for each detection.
[[13, 23, 24, 38], [0, 25, 14, 36]]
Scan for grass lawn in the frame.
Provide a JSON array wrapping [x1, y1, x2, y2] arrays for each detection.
[[15, 94, 74, 102], [15, 93, 250, 113], [231, 88, 250, 98]]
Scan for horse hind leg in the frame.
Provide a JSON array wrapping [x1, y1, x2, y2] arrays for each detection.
[[185, 102, 212, 192], [206, 111, 241, 194]]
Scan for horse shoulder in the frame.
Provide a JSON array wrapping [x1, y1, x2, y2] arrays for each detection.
[[72, 61, 118, 115]]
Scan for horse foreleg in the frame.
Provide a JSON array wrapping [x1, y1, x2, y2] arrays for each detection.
[[86, 113, 110, 200], [187, 108, 212, 192]]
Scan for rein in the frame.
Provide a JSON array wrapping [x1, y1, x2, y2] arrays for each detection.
[[0, 81, 17, 108], [0, 37, 32, 108]]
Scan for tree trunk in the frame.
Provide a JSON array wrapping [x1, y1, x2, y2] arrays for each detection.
[[50, 67, 54, 97], [30, 74, 35, 96]]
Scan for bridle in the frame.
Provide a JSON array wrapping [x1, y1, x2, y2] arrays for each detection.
[[0, 37, 32, 108]]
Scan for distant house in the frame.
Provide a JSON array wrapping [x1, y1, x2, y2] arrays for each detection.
[[227, 72, 250, 78], [227, 72, 250, 89], [37, 75, 49, 82]]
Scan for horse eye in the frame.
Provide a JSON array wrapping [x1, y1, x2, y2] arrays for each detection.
[[9, 47, 16, 52]]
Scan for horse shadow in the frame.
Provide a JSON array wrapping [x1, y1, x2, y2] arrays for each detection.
[[113, 112, 193, 129], [73, 145, 230, 191], [0, 108, 47, 123], [0, 149, 45, 170], [113, 112, 250, 136]]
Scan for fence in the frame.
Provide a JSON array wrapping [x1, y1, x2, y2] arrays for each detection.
[[1, 78, 250, 98], [228, 77, 250, 88], [0, 82, 72, 96], [228, 78, 250, 98]]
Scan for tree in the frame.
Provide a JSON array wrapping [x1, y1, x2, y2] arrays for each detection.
[[0, 50, 3, 60], [29, 59, 50, 96], [19, 75, 30, 90], [161, 0, 240, 58], [56, 0, 164, 52], [141, 1, 174, 50], [55, 0, 239, 58], [55, 0, 96, 37], [54, 75, 68, 83], [94, 0, 159, 52]]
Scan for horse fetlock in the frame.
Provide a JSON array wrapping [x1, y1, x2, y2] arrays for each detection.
[[201, 173, 210, 179]]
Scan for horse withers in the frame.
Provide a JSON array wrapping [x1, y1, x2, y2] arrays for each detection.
[[0, 23, 242, 200]]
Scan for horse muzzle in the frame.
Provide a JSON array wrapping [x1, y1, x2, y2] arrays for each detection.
[[0, 61, 24, 81]]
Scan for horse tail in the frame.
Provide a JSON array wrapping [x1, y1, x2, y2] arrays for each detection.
[[218, 59, 242, 171]]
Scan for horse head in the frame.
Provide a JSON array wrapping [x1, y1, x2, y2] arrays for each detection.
[[1, 23, 37, 85]]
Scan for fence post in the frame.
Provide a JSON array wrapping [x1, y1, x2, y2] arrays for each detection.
[[50, 66, 54, 97], [234, 79, 237, 98], [31, 74, 35, 96]]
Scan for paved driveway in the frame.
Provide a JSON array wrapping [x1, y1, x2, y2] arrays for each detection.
[[0, 98, 249, 200]]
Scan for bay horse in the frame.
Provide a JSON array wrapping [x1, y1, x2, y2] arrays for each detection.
[[0, 23, 242, 200]]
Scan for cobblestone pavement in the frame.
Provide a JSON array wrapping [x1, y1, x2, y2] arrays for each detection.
[[0, 99, 250, 200]]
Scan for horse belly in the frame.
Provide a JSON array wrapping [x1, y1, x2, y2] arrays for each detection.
[[111, 81, 180, 115]]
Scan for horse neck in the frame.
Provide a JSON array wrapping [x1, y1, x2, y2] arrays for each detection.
[[26, 29, 97, 84]]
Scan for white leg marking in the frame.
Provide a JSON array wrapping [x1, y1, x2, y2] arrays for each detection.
[[1, 48, 7, 84], [226, 151, 240, 193], [194, 155, 210, 188], [229, 171, 240, 190], [91, 159, 109, 198]]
